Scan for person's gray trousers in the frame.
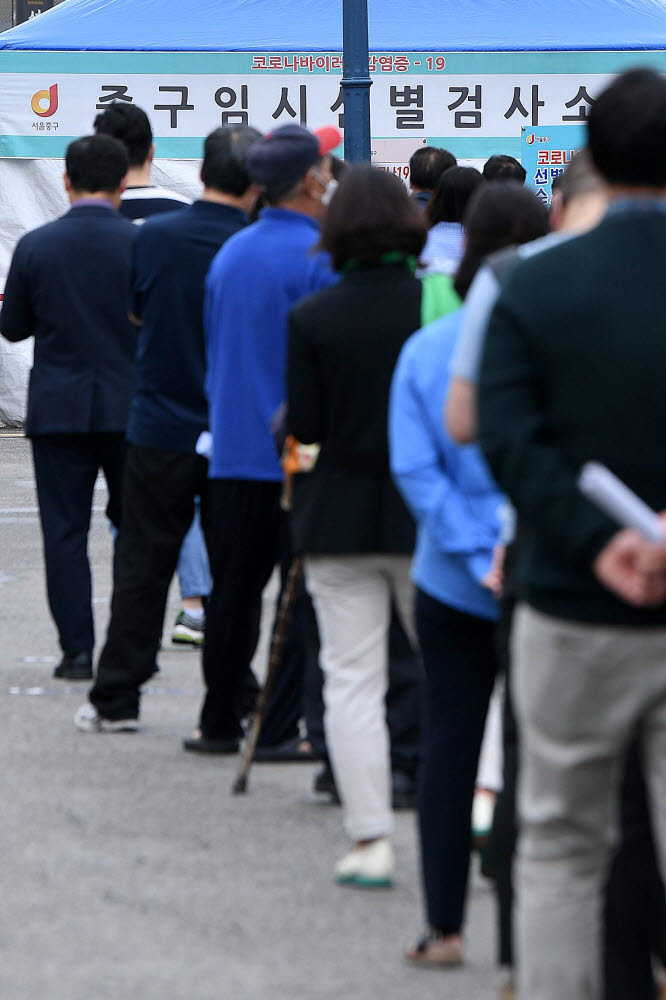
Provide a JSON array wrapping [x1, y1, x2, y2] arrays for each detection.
[[512, 604, 666, 1000]]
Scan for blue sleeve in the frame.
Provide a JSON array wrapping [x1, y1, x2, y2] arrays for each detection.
[[389, 342, 497, 582], [307, 251, 337, 293], [1, 238, 35, 343], [450, 266, 500, 382]]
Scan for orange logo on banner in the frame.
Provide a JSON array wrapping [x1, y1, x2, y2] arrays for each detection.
[[31, 84, 58, 117]]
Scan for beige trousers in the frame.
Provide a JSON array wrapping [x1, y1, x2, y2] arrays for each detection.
[[305, 554, 416, 842], [512, 604, 666, 1000]]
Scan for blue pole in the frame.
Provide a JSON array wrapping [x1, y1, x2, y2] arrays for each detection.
[[341, 0, 372, 163]]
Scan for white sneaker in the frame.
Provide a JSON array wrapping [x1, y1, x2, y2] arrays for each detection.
[[74, 702, 138, 733], [472, 788, 497, 844], [171, 610, 205, 647], [335, 837, 394, 888]]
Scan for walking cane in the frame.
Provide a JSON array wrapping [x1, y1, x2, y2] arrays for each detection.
[[231, 553, 303, 795]]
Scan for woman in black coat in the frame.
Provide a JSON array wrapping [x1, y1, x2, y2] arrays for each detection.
[[287, 166, 427, 888]]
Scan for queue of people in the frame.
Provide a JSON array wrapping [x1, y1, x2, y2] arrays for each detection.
[[3, 66, 666, 1000]]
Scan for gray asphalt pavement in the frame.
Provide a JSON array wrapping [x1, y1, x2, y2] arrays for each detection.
[[0, 432, 499, 1000]]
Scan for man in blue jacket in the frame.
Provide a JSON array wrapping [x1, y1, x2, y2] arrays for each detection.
[[192, 124, 340, 753], [1, 134, 135, 681]]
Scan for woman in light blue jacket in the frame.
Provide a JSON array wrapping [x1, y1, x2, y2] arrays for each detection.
[[389, 182, 549, 967]]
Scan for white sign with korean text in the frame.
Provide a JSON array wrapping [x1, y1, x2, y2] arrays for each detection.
[[1, 50, 665, 164]]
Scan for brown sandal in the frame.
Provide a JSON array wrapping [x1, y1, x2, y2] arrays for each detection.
[[406, 930, 464, 967]]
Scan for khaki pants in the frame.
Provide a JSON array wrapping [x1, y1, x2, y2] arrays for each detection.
[[305, 554, 415, 842], [512, 605, 666, 1000]]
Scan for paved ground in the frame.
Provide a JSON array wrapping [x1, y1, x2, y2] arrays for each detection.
[[0, 433, 499, 1000]]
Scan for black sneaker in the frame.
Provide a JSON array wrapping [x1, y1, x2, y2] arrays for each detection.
[[182, 731, 239, 754], [391, 769, 417, 811], [313, 761, 341, 803], [53, 651, 93, 681]]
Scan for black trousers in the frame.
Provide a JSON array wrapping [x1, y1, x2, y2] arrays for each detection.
[[31, 432, 125, 657], [385, 610, 424, 778], [489, 597, 518, 968], [91, 445, 209, 720], [258, 527, 316, 748], [199, 479, 283, 741], [490, 601, 666, 998], [604, 743, 666, 999], [416, 588, 498, 934]]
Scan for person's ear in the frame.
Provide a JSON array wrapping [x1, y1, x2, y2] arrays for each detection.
[[242, 183, 262, 213], [303, 166, 321, 198], [148, 143, 155, 165], [119, 175, 128, 196], [549, 189, 564, 232], [63, 172, 72, 193]]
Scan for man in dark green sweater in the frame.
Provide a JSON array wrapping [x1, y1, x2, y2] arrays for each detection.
[[479, 69, 666, 1000]]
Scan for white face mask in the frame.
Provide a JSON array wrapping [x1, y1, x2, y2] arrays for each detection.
[[314, 172, 338, 206], [321, 178, 338, 206]]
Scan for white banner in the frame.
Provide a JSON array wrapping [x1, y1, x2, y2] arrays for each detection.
[[2, 49, 665, 166], [3, 70, 613, 144]]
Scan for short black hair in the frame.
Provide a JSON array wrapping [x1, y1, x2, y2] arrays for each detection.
[[201, 125, 263, 195], [427, 165, 484, 225], [330, 154, 348, 182], [483, 154, 527, 184], [94, 102, 153, 168], [319, 165, 427, 272], [409, 146, 457, 191], [65, 134, 129, 194], [454, 182, 550, 299], [556, 149, 605, 205], [588, 68, 666, 187]]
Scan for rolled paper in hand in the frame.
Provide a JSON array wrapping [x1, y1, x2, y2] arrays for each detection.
[[578, 462, 663, 542]]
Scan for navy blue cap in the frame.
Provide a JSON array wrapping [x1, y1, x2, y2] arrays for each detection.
[[246, 124, 341, 196]]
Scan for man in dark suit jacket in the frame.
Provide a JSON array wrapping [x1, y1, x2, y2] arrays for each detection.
[[1, 134, 136, 681]]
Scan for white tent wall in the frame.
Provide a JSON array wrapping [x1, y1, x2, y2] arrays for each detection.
[[0, 157, 203, 425], [0, 151, 489, 426]]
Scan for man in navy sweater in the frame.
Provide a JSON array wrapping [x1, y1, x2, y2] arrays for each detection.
[[1, 135, 135, 681], [479, 70, 666, 999], [95, 101, 213, 650], [94, 101, 190, 222], [75, 125, 261, 733]]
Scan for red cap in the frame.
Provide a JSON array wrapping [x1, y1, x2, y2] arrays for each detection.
[[315, 125, 342, 156]]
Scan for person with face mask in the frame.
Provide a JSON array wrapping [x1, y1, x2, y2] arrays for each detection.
[[185, 124, 341, 755]]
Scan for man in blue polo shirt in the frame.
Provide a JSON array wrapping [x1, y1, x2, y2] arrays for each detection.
[[75, 124, 261, 732], [191, 124, 340, 752]]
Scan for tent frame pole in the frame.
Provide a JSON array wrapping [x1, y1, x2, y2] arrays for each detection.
[[341, 0, 372, 162]]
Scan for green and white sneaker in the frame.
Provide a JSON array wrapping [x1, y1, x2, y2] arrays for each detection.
[[335, 837, 394, 888], [171, 610, 205, 647]]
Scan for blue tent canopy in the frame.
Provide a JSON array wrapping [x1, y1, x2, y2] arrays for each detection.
[[2, 0, 666, 52]]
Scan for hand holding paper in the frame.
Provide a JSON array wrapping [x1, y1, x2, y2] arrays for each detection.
[[579, 462, 666, 606], [578, 462, 663, 541]]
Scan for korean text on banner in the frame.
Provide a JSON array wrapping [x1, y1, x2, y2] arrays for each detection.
[[521, 123, 586, 206]]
